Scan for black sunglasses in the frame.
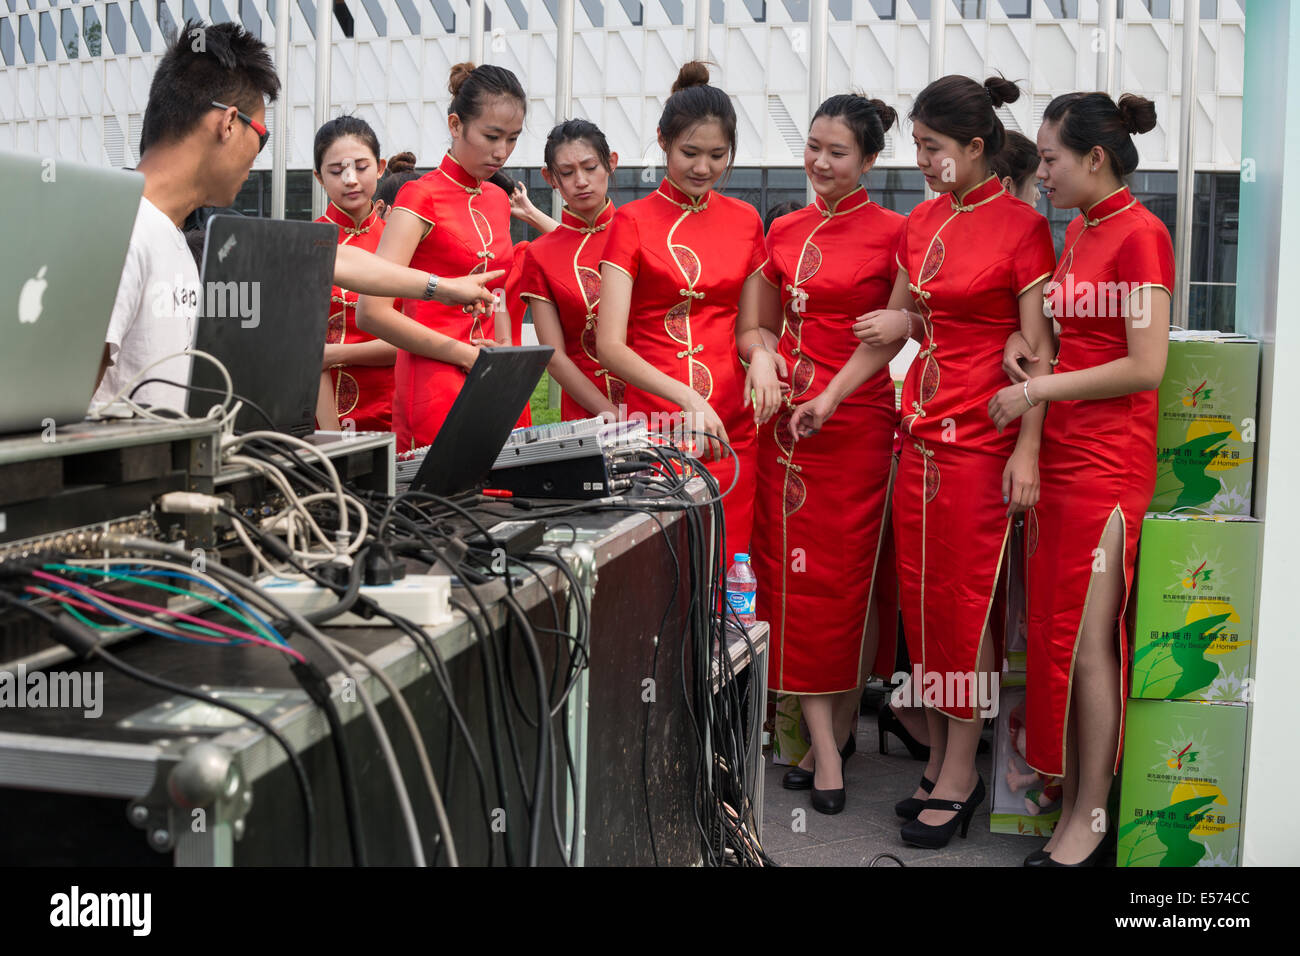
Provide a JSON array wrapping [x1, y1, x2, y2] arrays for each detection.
[[211, 101, 269, 152]]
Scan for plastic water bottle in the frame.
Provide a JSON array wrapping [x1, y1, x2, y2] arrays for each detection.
[[726, 553, 758, 628]]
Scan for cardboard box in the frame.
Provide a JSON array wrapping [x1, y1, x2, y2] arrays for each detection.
[[1151, 333, 1259, 516], [770, 692, 810, 767], [1118, 699, 1246, 867], [1131, 515, 1259, 702], [990, 678, 1062, 836]]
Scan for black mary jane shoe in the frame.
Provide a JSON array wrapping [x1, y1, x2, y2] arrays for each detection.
[[1023, 847, 1051, 866], [899, 776, 986, 849], [877, 703, 931, 761], [784, 735, 857, 791], [894, 775, 936, 820]]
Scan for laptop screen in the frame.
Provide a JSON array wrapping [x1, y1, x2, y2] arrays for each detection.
[[189, 216, 336, 436], [410, 345, 553, 496]]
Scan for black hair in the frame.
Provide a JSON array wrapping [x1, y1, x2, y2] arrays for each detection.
[[374, 151, 419, 208], [763, 200, 802, 233], [909, 74, 1021, 164], [313, 115, 381, 173], [1041, 91, 1157, 178], [543, 119, 614, 174], [990, 130, 1039, 193], [811, 93, 897, 160], [140, 19, 280, 155], [658, 61, 738, 167], [447, 61, 527, 122]]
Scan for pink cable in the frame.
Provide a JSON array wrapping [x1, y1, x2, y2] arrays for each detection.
[[30, 572, 306, 662]]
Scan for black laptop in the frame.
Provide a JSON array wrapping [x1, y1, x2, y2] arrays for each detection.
[[188, 216, 337, 435], [410, 345, 553, 496]]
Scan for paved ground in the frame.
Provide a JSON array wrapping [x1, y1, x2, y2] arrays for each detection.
[[760, 693, 1042, 867]]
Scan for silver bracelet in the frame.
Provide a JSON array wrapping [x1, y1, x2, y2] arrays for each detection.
[[905, 311, 913, 341], [1023, 380, 1037, 407], [422, 273, 441, 301]]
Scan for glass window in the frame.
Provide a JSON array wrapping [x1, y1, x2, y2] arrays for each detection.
[[659, 0, 683, 26], [620, 0, 643, 24], [957, 0, 983, 17], [83, 5, 100, 55], [184, 0, 201, 24], [1201, 0, 1216, 17], [1043, 0, 1077, 16], [868, 0, 895, 18], [395, 0, 420, 31], [358, 0, 385, 34], [286, 169, 315, 221], [429, 0, 455, 33], [830, 0, 850, 19], [157, 0, 177, 41], [297, 0, 316, 37], [0, 18, 14, 65], [4, 0, 14, 12], [907, 0, 929, 17], [17, 12, 33, 59], [504, 0, 525, 29], [710, 0, 722, 24], [104, 3, 126, 53], [209, 0, 232, 24], [1001, 0, 1031, 16], [239, 0, 261, 36], [128, 0, 148, 50], [1141, 0, 1169, 15], [782, 0, 809, 21], [61, 7, 76, 56], [743, 0, 765, 21], [579, 0, 602, 26], [333, 0, 355, 37]]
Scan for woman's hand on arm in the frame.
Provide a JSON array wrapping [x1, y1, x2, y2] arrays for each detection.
[[754, 275, 789, 379], [853, 269, 922, 347], [354, 210, 482, 371], [993, 278, 1053, 515], [531, 298, 618, 419], [322, 339, 399, 370]]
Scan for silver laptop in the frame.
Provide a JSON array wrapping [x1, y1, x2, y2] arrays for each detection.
[[0, 151, 144, 434]]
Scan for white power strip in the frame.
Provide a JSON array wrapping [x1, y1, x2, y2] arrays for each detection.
[[257, 573, 453, 627]]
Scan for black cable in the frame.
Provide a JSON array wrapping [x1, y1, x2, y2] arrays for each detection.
[[124, 377, 279, 432]]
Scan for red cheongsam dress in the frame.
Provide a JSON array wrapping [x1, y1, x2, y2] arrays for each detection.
[[316, 201, 392, 431], [503, 239, 532, 428], [390, 154, 516, 450], [518, 200, 624, 421], [601, 179, 765, 554], [894, 175, 1055, 720], [1024, 187, 1174, 776], [752, 188, 905, 694]]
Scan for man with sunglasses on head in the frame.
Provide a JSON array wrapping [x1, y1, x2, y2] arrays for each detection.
[[94, 19, 502, 413]]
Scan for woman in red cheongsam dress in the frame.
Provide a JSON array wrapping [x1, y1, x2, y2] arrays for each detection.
[[312, 116, 393, 432], [518, 120, 622, 421], [751, 95, 905, 815], [992, 92, 1173, 867], [355, 63, 521, 450], [796, 75, 1056, 848], [598, 62, 783, 556]]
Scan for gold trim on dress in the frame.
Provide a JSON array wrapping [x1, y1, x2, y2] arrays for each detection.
[[1016, 271, 1053, 297], [600, 260, 634, 280]]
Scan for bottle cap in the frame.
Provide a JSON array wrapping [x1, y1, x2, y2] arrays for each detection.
[[734, 553, 749, 562]]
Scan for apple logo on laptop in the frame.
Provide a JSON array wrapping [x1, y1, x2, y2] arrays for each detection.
[[19, 266, 48, 324]]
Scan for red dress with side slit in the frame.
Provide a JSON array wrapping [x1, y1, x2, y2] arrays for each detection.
[[751, 187, 904, 694], [390, 154, 515, 450], [1024, 187, 1174, 776], [600, 178, 765, 554], [893, 175, 1055, 720], [518, 200, 625, 421], [317, 202, 392, 431]]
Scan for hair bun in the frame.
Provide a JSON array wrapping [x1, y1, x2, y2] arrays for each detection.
[[1116, 93, 1157, 135], [448, 62, 476, 97], [672, 60, 712, 93], [386, 151, 417, 174], [867, 97, 898, 132], [984, 75, 1021, 109]]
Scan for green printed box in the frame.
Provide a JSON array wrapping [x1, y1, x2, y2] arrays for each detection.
[[1152, 333, 1259, 515], [1118, 699, 1246, 867], [1131, 515, 1259, 702]]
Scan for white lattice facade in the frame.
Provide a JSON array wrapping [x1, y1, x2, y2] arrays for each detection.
[[0, 0, 1244, 173]]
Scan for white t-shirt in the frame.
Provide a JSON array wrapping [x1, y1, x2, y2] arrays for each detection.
[[91, 197, 199, 413]]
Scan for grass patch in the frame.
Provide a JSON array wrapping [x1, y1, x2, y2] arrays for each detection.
[[529, 375, 562, 426]]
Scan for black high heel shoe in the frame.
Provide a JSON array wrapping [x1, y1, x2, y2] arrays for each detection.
[[899, 776, 985, 849], [894, 775, 936, 820], [782, 734, 856, 790], [877, 703, 931, 761], [1041, 829, 1115, 867]]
